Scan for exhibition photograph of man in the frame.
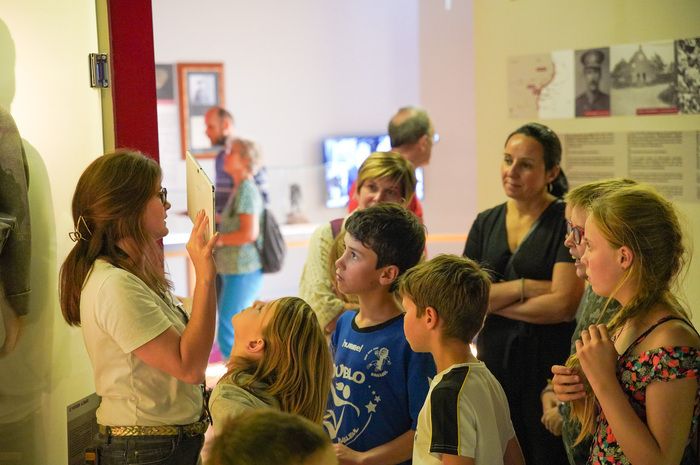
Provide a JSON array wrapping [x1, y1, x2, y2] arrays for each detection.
[[575, 48, 610, 117]]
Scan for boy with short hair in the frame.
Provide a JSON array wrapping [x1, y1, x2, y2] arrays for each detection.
[[399, 254, 525, 465], [323, 203, 436, 465], [210, 410, 338, 465]]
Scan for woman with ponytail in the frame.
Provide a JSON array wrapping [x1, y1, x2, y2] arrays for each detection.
[[60, 150, 218, 465], [463, 122, 583, 465], [564, 184, 699, 465]]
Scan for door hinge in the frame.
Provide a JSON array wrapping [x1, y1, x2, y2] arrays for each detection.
[[89, 53, 109, 88]]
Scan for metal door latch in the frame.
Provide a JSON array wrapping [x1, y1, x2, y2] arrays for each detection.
[[89, 53, 109, 88]]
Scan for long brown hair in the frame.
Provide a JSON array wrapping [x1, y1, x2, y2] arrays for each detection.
[[566, 183, 689, 442], [222, 297, 332, 423], [59, 150, 169, 326]]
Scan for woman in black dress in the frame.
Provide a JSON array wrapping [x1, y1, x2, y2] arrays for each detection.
[[463, 122, 584, 465]]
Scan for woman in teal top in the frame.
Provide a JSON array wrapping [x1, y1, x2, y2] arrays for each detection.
[[215, 138, 263, 358]]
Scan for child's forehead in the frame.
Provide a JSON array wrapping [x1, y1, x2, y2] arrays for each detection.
[[345, 232, 377, 254]]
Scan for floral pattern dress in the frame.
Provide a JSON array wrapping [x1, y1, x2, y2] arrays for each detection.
[[589, 317, 700, 465]]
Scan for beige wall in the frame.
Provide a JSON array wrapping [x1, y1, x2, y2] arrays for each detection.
[[152, 0, 422, 226], [472, 0, 700, 325], [420, 0, 477, 245], [152, 0, 479, 259]]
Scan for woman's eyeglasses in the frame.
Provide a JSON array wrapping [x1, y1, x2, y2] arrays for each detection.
[[566, 220, 584, 245], [157, 187, 168, 206]]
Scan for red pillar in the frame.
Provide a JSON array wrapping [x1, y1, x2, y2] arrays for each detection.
[[107, 0, 159, 162]]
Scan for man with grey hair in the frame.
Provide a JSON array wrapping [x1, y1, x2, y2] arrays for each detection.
[[347, 106, 435, 219], [388, 106, 436, 168]]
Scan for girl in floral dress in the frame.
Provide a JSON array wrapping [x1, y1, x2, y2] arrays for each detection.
[[567, 183, 699, 465]]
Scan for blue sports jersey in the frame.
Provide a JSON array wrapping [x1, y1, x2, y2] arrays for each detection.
[[324, 311, 436, 464]]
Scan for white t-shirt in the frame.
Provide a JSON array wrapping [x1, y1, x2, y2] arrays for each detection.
[[413, 362, 515, 465], [80, 259, 202, 426]]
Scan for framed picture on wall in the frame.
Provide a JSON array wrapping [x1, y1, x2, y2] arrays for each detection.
[[177, 63, 225, 158]]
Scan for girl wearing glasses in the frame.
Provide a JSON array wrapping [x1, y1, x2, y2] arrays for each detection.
[[59, 150, 218, 465], [462, 123, 584, 465], [564, 184, 699, 465], [542, 179, 636, 465], [215, 138, 264, 359]]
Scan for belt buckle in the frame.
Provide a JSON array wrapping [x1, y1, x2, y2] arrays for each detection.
[[185, 420, 207, 436]]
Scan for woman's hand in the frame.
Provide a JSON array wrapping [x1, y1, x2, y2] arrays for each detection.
[[551, 365, 587, 402], [186, 210, 218, 283], [575, 324, 618, 393], [540, 391, 563, 436], [523, 279, 551, 299]]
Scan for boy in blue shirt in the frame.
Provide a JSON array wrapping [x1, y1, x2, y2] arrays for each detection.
[[323, 203, 436, 465], [399, 255, 525, 465]]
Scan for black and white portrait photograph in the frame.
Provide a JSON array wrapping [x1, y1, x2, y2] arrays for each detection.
[[177, 63, 225, 158], [188, 73, 217, 107], [574, 47, 611, 117]]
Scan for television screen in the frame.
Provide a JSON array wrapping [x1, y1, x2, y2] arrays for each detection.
[[323, 135, 424, 208]]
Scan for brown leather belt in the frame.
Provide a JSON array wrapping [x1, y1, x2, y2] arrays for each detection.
[[98, 420, 208, 437]]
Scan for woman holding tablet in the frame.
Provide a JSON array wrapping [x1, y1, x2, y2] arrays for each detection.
[[59, 150, 217, 464]]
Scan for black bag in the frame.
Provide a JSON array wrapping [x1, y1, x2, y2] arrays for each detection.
[[254, 208, 286, 273]]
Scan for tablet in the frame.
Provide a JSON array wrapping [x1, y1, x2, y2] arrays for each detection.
[[185, 151, 215, 240]]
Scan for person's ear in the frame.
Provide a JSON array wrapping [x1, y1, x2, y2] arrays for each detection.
[[378, 265, 399, 287], [424, 306, 439, 330], [619, 246, 634, 270], [546, 164, 560, 185], [246, 338, 266, 356], [419, 133, 430, 150]]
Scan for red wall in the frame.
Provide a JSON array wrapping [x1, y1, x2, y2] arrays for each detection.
[[108, 0, 159, 162]]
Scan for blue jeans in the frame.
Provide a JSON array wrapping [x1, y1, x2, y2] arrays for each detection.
[[217, 270, 263, 358], [92, 432, 204, 465]]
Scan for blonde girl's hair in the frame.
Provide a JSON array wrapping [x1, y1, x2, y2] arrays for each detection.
[[566, 183, 690, 443], [328, 226, 359, 308], [59, 150, 169, 326], [564, 178, 637, 210], [223, 297, 333, 424]]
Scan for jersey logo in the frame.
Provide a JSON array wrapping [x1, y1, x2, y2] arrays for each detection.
[[365, 346, 391, 378]]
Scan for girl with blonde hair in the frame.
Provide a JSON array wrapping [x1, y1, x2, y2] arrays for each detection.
[[209, 297, 332, 434], [567, 183, 699, 465]]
